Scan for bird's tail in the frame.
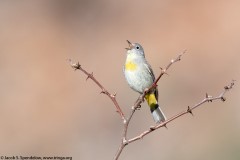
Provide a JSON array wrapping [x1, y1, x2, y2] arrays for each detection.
[[151, 104, 166, 123], [145, 93, 166, 123]]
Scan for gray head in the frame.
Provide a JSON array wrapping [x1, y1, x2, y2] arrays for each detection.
[[125, 40, 145, 57]]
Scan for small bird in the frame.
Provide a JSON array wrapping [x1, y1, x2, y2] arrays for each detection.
[[123, 40, 166, 123]]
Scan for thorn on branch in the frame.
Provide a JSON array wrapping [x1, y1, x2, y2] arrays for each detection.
[[139, 134, 144, 140], [152, 83, 158, 88], [123, 138, 128, 146], [177, 56, 181, 61], [161, 68, 168, 75], [187, 106, 193, 116], [206, 93, 212, 102], [221, 97, 226, 102], [111, 92, 117, 98], [144, 88, 149, 94], [163, 124, 168, 129], [149, 126, 155, 131], [75, 62, 81, 70], [136, 106, 141, 110], [86, 72, 93, 81], [132, 104, 141, 110], [163, 71, 169, 76], [100, 89, 106, 94], [159, 67, 168, 76]]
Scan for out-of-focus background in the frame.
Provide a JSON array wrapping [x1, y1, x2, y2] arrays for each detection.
[[0, 0, 239, 159]]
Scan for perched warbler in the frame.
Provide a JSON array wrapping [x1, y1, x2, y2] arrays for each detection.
[[123, 40, 166, 123]]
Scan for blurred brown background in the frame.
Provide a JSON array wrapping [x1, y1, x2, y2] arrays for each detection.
[[0, 0, 239, 159]]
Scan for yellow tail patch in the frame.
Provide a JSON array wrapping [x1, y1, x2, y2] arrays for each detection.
[[145, 93, 157, 108], [125, 61, 137, 71]]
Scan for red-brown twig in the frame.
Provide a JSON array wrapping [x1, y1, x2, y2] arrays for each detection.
[[68, 59, 126, 121]]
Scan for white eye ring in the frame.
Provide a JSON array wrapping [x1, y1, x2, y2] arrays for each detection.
[[136, 46, 140, 50]]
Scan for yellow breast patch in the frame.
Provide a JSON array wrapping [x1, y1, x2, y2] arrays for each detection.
[[125, 61, 137, 71]]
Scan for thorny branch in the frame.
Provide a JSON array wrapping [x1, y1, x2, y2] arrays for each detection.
[[126, 80, 235, 144], [68, 51, 235, 160], [68, 59, 126, 122]]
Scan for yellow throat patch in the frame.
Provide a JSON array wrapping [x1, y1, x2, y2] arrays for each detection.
[[125, 61, 137, 71]]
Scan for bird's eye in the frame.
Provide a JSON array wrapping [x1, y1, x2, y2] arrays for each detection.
[[136, 46, 140, 50]]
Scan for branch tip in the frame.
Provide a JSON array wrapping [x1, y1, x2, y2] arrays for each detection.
[[175, 50, 186, 62], [180, 49, 187, 56], [68, 59, 81, 70], [224, 80, 235, 90]]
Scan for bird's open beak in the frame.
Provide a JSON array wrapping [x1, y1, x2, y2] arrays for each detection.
[[125, 40, 134, 50]]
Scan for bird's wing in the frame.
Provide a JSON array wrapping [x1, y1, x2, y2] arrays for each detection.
[[143, 62, 155, 81], [144, 62, 158, 100]]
